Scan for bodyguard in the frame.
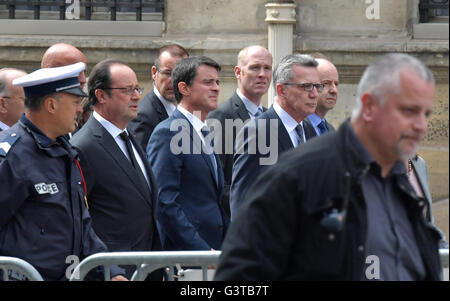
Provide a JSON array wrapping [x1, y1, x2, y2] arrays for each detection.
[[0, 63, 126, 281]]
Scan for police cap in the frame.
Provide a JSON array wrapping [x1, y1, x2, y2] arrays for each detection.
[[12, 62, 87, 98]]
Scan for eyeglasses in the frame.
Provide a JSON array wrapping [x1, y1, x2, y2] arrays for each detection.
[[283, 82, 325, 93], [103, 86, 144, 96], [155, 66, 173, 77]]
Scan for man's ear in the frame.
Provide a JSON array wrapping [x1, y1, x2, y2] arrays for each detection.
[[94, 88, 108, 104], [234, 66, 241, 80], [43, 96, 58, 114], [360, 92, 379, 122], [0, 97, 7, 113], [151, 66, 158, 81], [178, 82, 190, 97], [275, 83, 285, 98]]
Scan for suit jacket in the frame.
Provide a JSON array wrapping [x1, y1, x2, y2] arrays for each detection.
[[128, 90, 169, 151], [70, 117, 162, 277], [207, 92, 265, 217], [303, 117, 335, 139], [147, 109, 230, 251], [230, 106, 316, 219]]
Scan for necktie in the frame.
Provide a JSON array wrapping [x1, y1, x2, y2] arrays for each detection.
[[254, 107, 263, 118], [119, 131, 151, 193], [295, 123, 304, 147], [317, 120, 328, 135], [120, 131, 139, 169], [201, 127, 218, 184]]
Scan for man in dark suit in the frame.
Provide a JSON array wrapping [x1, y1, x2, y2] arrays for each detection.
[[147, 56, 229, 251], [306, 58, 339, 136], [128, 44, 189, 151], [207, 45, 272, 217], [230, 54, 322, 219], [70, 59, 162, 279], [0, 68, 27, 132]]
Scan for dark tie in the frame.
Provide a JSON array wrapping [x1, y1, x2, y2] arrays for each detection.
[[317, 120, 328, 135], [201, 127, 218, 184], [295, 123, 304, 147], [119, 131, 152, 194]]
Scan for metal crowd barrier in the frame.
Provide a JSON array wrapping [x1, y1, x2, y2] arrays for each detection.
[[0, 256, 43, 281], [69, 251, 221, 281]]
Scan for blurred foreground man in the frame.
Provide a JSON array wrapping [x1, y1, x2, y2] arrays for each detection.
[[215, 53, 442, 281], [0, 63, 125, 281]]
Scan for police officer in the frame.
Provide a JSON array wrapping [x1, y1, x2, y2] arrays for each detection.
[[0, 63, 127, 281]]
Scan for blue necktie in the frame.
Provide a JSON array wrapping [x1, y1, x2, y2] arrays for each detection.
[[201, 127, 218, 184], [317, 120, 328, 135], [254, 107, 263, 118], [294, 123, 304, 147]]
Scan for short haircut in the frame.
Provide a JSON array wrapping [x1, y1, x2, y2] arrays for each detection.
[[236, 45, 271, 67], [0, 68, 27, 97], [272, 54, 318, 89], [171, 56, 221, 103], [154, 44, 189, 68], [25, 93, 60, 112], [351, 53, 435, 120], [88, 58, 129, 106]]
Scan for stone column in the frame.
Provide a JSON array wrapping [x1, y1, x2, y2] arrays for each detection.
[[265, 1, 297, 106]]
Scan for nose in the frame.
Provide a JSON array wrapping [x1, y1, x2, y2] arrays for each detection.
[[414, 113, 428, 134], [310, 87, 319, 98]]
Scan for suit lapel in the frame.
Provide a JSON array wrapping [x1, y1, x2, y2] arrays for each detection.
[[90, 118, 152, 205], [231, 93, 251, 121], [151, 91, 169, 122], [175, 110, 220, 189], [303, 118, 318, 140], [265, 107, 294, 151]]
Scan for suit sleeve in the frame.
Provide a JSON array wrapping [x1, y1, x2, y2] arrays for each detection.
[[147, 126, 211, 250], [229, 122, 261, 220]]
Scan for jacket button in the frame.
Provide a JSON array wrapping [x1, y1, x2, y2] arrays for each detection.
[[40, 228, 45, 234], [357, 245, 364, 252], [328, 233, 335, 241], [418, 201, 424, 207]]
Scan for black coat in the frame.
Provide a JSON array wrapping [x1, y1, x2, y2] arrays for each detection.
[[215, 120, 442, 280]]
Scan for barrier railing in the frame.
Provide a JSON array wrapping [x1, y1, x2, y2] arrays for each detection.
[[0, 256, 43, 281], [69, 251, 221, 281]]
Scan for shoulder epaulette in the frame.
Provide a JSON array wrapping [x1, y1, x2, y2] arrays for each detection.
[[0, 132, 20, 157]]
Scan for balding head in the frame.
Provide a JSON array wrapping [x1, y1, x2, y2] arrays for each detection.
[[0, 68, 27, 127], [315, 58, 339, 118], [41, 43, 87, 88]]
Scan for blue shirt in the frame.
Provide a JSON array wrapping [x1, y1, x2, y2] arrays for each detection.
[[307, 113, 327, 136]]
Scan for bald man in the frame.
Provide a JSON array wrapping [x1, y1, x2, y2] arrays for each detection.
[[0, 68, 27, 131], [306, 58, 339, 136], [207, 45, 273, 217], [41, 43, 87, 89]]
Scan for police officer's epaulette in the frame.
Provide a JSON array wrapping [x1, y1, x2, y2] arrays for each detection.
[[0, 132, 20, 157]]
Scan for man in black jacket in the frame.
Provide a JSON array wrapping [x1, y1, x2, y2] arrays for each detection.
[[214, 53, 442, 281]]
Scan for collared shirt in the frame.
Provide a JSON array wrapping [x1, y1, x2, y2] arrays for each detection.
[[92, 111, 150, 187], [154, 86, 176, 117], [0, 121, 9, 131], [236, 89, 263, 119], [308, 113, 327, 136], [273, 101, 305, 147], [347, 124, 426, 281]]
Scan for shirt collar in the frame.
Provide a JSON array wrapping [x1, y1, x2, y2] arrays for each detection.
[[93, 110, 129, 139], [177, 105, 207, 133], [307, 113, 324, 127], [273, 101, 301, 133], [0, 120, 9, 130], [154, 86, 176, 116], [236, 89, 263, 117]]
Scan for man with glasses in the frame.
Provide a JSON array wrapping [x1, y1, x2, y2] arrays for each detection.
[[70, 59, 162, 280], [128, 44, 189, 151], [229, 54, 321, 219], [0, 68, 27, 131]]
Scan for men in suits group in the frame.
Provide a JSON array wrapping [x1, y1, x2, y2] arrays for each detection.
[[306, 58, 339, 136], [128, 44, 189, 151], [207, 45, 273, 217], [147, 56, 230, 251], [70, 59, 162, 279], [230, 54, 322, 218], [0, 68, 27, 131]]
